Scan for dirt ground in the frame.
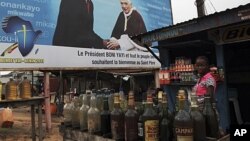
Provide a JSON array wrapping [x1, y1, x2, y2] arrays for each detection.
[[0, 106, 63, 141]]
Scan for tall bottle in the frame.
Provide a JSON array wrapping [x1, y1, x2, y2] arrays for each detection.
[[19, 77, 32, 99], [159, 94, 171, 141], [111, 93, 125, 141], [88, 93, 101, 134], [96, 90, 104, 112], [79, 94, 89, 131], [6, 78, 18, 100], [174, 90, 193, 141], [100, 95, 111, 136], [203, 94, 219, 138], [142, 93, 159, 141], [71, 97, 80, 128], [125, 91, 138, 141], [63, 98, 73, 126], [137, 100, 145, 141], [119, 88, 127, 112], [190, 93, 206, 141]]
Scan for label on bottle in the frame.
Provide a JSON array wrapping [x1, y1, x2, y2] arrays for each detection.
[[144, 120, 159, 141], [138, 122, 143, 137], [175, 127, 193, 141]]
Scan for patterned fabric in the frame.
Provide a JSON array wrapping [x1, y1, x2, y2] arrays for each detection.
[[194, 72, 216, 96]]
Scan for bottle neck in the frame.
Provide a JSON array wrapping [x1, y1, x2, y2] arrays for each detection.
[[204, 96, 212, 108], [103, 98, 109, 111], [178, 99, 185, 111]]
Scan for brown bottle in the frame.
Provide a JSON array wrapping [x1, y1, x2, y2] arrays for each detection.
[[159, 94, 171, 141], [111, 93, 125, 141], [203, 94, 219, 138], [190, 93, 206, 141], [20, 77, 32, 99], [125, 91, 138, 141], [6, 78, 18, 100], [174, 90, 193, 141], [142, 93, 159, 141]]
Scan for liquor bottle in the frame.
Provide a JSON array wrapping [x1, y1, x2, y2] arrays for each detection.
[[156, 90, 163, 114], [6, 78, 18, 100], [119, 88, 127, 112], [63, 97, 73, 126], [203, 94, 219, 138], [19, 76, 32, 99], [96, 90, 104, 112], [190, 93, 206, 141], [79, 94, 89, 131], [71, 97, 80, 128], [111, 93, 125, 141], [159, 94, 171, 141], [142, 93, 159, 141], [88, 93, 101, 134], [100, 95, 111, 136], [108, 89, 115, 111], [174, 90, 193, 141], [137, 101, 145, 141], [125, 91, 138, 141]]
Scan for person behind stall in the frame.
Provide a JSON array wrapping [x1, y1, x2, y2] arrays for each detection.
[[193, 56, 216, 107]]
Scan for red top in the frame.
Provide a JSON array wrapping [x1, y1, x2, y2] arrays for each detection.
[[194, 72, 216, 96]]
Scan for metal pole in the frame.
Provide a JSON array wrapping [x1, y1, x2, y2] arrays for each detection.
[[196, 0, 206, 17]]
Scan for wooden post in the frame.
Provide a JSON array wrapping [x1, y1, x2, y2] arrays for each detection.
[[44, 72, 52, 133], [155, 70, 160, 88]]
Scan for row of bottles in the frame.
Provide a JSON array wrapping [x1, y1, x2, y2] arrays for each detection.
[[63, 88, 220, 141], [0, 77, 32, 101]]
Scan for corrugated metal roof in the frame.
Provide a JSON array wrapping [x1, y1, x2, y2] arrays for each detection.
[[132, 3, 250, 43]]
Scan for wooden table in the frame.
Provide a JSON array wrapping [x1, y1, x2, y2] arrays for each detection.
[[0, 97, 44, 141]]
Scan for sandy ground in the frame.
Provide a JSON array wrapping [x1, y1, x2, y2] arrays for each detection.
[[0, 106, 63, 141]]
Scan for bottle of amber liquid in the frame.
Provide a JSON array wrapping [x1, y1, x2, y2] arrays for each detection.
[[190, 93, 206, 141], [100, 95, 111, 136], [159, 94, 171, 141], [125, 91, 138, 141], [6, 78, 18, 100], [142, 93, 159, 141], [174, 90, 193, 141], [203, 94, 219, 138], [20, 77, 32, 99], [111, 93, 125, 141]]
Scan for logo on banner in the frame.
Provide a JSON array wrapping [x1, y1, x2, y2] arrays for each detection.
[[1, 16, 42, 57]]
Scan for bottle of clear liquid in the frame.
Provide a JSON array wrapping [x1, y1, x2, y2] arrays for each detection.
[[71, 97, 80, 128], [20, 77, 32, 99], [88, 93, 101, 134], [63, 98, 73, 126], [79, 94, 89, 131]]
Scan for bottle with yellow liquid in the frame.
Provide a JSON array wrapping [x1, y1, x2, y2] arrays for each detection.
[[20, 77, 32, 99], [6, 78, 18, 100]]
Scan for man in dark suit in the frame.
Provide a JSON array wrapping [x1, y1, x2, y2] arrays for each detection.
[[53, 0, 105, 49]]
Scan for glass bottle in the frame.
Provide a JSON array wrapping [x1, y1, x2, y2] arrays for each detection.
[[119, 88, 127, 112], [203, 94, 219, 138], [88, 93, 101, 134], [137, 101, 145, 141], [79, 94, 89, 131], [174, 90, 193, 141], [190, 94, 206, 141], [100, 95, 111, 136], [96, 90, 104, 112], [159, 94, 171, 141], [156, 90, 163, 114], [125, 91, 138, 141], [6, 78, 18, 100], [142, 93, 159, 141], [63, 98, 73, 126], [111, 93, 125, 141], [19, 76, 32, 99], [71, 97, 80, 128], [108, 89, 114, 111]]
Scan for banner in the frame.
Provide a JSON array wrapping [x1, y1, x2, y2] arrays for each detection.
[[0, 0, 172, 70]]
